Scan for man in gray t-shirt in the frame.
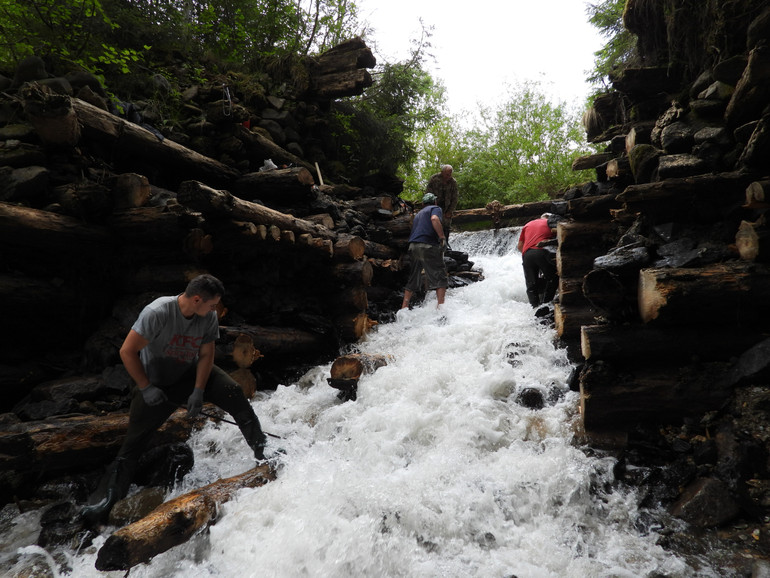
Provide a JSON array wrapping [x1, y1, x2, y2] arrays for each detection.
[[80, 274, 268, 524]]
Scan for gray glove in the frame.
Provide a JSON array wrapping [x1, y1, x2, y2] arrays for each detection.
[[141, 384, 167, 406], [440, 238, 446, 250], [187, 388, 205, 417]]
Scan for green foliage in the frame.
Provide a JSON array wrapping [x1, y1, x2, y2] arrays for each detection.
[[586, 0, 637, 90], [406, 82, 595, 209], [329, 26, 446, 179]]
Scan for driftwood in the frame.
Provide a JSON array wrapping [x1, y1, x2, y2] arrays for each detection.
[[234, 167, 315, 203], [70, 98, 241, 188], [177, 180, 337, 241], [95, 464, 276, 571], [638, 262, 770, 327]]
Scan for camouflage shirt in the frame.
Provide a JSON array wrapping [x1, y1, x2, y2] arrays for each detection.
[[426, 172, 459, 216]]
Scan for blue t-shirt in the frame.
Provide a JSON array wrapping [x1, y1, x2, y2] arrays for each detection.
[[132, 295, 220, 387], [408, 205, 443, 244]]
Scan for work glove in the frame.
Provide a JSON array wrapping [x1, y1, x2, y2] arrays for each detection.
[[440, 238, 446, 250], [141, 384, 167, 406], [187, 387, 205, 417]]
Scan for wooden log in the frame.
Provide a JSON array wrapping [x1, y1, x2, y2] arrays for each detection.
[[624, 123, 654, 153], [571, 152, 615, 171], [557, 220, 620, 251], [113, 173, 152, 209], [556, 277, 588, 307], [21, 83, 81, 147], [554, 303, 600, 342], [313, 37, 376, 76], [638, 262, 770, 327], [582, 268, 632, 319], [618, 171, 757, 205], [333, 234, 366, 261], [363, 239, 399, 260], [579, 361, 733, 431], [745, 180, 770, 208], [233, 167, 315, 203], [305, 213, 336, 229], [335, 285, 369, 313], [453, 200, 557, 226], [580, 324, 767, 363], [333, 260, 373, 286], [95, 464, 276, 571], [0, 410, 196, 489], [108, 207, 192, 264], [310, 68, 373, 100], [736, 217, 770, 262], [349, 196, 394, 215], [218, 325, 329, 357], [566, 193, 622, 221], [335, 313, 377, 342], [177, 180, 337, 241], [70, 98, 241, 188], [606, 157, 631, 179], [231, 333, 263, 369], [329, 353, 390, 380]]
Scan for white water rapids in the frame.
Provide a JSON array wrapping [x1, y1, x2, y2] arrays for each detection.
[[29, 228, 719, 576]]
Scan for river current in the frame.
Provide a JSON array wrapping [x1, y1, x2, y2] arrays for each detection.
[[39, 228, 718, 576]]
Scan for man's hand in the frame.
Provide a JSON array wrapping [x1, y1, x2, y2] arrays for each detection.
[[440, 238, 446, 250], [141, 384, 167, 406], [187, 388, 204, 417]]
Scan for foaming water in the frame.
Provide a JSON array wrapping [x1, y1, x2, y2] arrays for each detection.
[[66, 228, 709, 577]]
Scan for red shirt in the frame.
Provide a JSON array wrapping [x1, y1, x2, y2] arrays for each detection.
[[518, 218, 554, 255]]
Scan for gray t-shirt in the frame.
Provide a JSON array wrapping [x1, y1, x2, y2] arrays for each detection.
[[132, 295, 220, 387]]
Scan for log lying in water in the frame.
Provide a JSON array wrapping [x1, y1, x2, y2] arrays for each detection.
[[327, 353, 391, 401], [95, 464, 276, 571]]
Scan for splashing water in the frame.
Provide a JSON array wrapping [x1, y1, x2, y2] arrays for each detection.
[[65, 228, 711, 577]]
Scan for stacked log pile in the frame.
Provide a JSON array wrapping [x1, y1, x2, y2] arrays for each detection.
[[0, 35, 484, 515], [559, 5, 770, 435]]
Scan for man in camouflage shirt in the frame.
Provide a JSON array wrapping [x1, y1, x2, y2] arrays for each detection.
[[425, 164, 458, 240]]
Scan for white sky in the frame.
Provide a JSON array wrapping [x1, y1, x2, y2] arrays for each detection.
[[356, 0, 606, 115]]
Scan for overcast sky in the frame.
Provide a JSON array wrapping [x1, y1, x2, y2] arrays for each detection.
[[356, 0, 606, 115]]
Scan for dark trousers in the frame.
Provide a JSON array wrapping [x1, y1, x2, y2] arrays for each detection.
[[112, 365, 265, 494], [522, 248, 558, 307]]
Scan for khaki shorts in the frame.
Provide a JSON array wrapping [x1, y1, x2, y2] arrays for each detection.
[[406, 243, 448, 292]]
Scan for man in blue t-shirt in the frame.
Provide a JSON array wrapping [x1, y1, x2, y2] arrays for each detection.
[[401, 192, 449, 309], [80, 274, 268, 524]]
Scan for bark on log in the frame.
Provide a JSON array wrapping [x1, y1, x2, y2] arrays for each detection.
[[566, 194, 622, 221], [618, 171, 757, 205], [554, 303, 600, 342], [21, 83, 81, 148], [580, 324, 766, 363], [333, 234, 366, 261], [305, 213, 336, 229], [333, 260, 374, 286], [556, 277, 588, 307], [219, 325, 329, 357], [0, 410, 196, 492], [233, 167, 315, 203], [571, 152, 615, 171], [453, 200, 558, 226], [580, 361, 733, 431], [736, 217, 770, 262], [70, 98, 241, 188], [638, 262, 770, 327], [177, 180, 337, 241], [335, 313, 377, 342], [349, 196, 394, 215], [363, 239, 399, 260], [329, 353, 390, 380], [95, 464, 276, 571], [310, 69, 373, 100], [313, 37, 376, 76], [745, 180, 770, 208]]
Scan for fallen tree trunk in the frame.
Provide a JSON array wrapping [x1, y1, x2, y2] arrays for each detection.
[[95, 464, 276, 571], [70, 98, 241, 188], [638, 262, 770, 327], [177, 180, 337, 241], [234, 167, 315, 203]]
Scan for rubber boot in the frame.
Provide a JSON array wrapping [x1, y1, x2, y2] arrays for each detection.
[[234, 409, 268, 462], [79, 457, 134, 524]]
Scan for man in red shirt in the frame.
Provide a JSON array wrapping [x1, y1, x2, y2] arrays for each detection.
[[517, 213, 558, 307]]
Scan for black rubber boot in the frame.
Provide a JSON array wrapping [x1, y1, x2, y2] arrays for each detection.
[[234, 409, 268, 462], [79, 457, 134, 524]]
